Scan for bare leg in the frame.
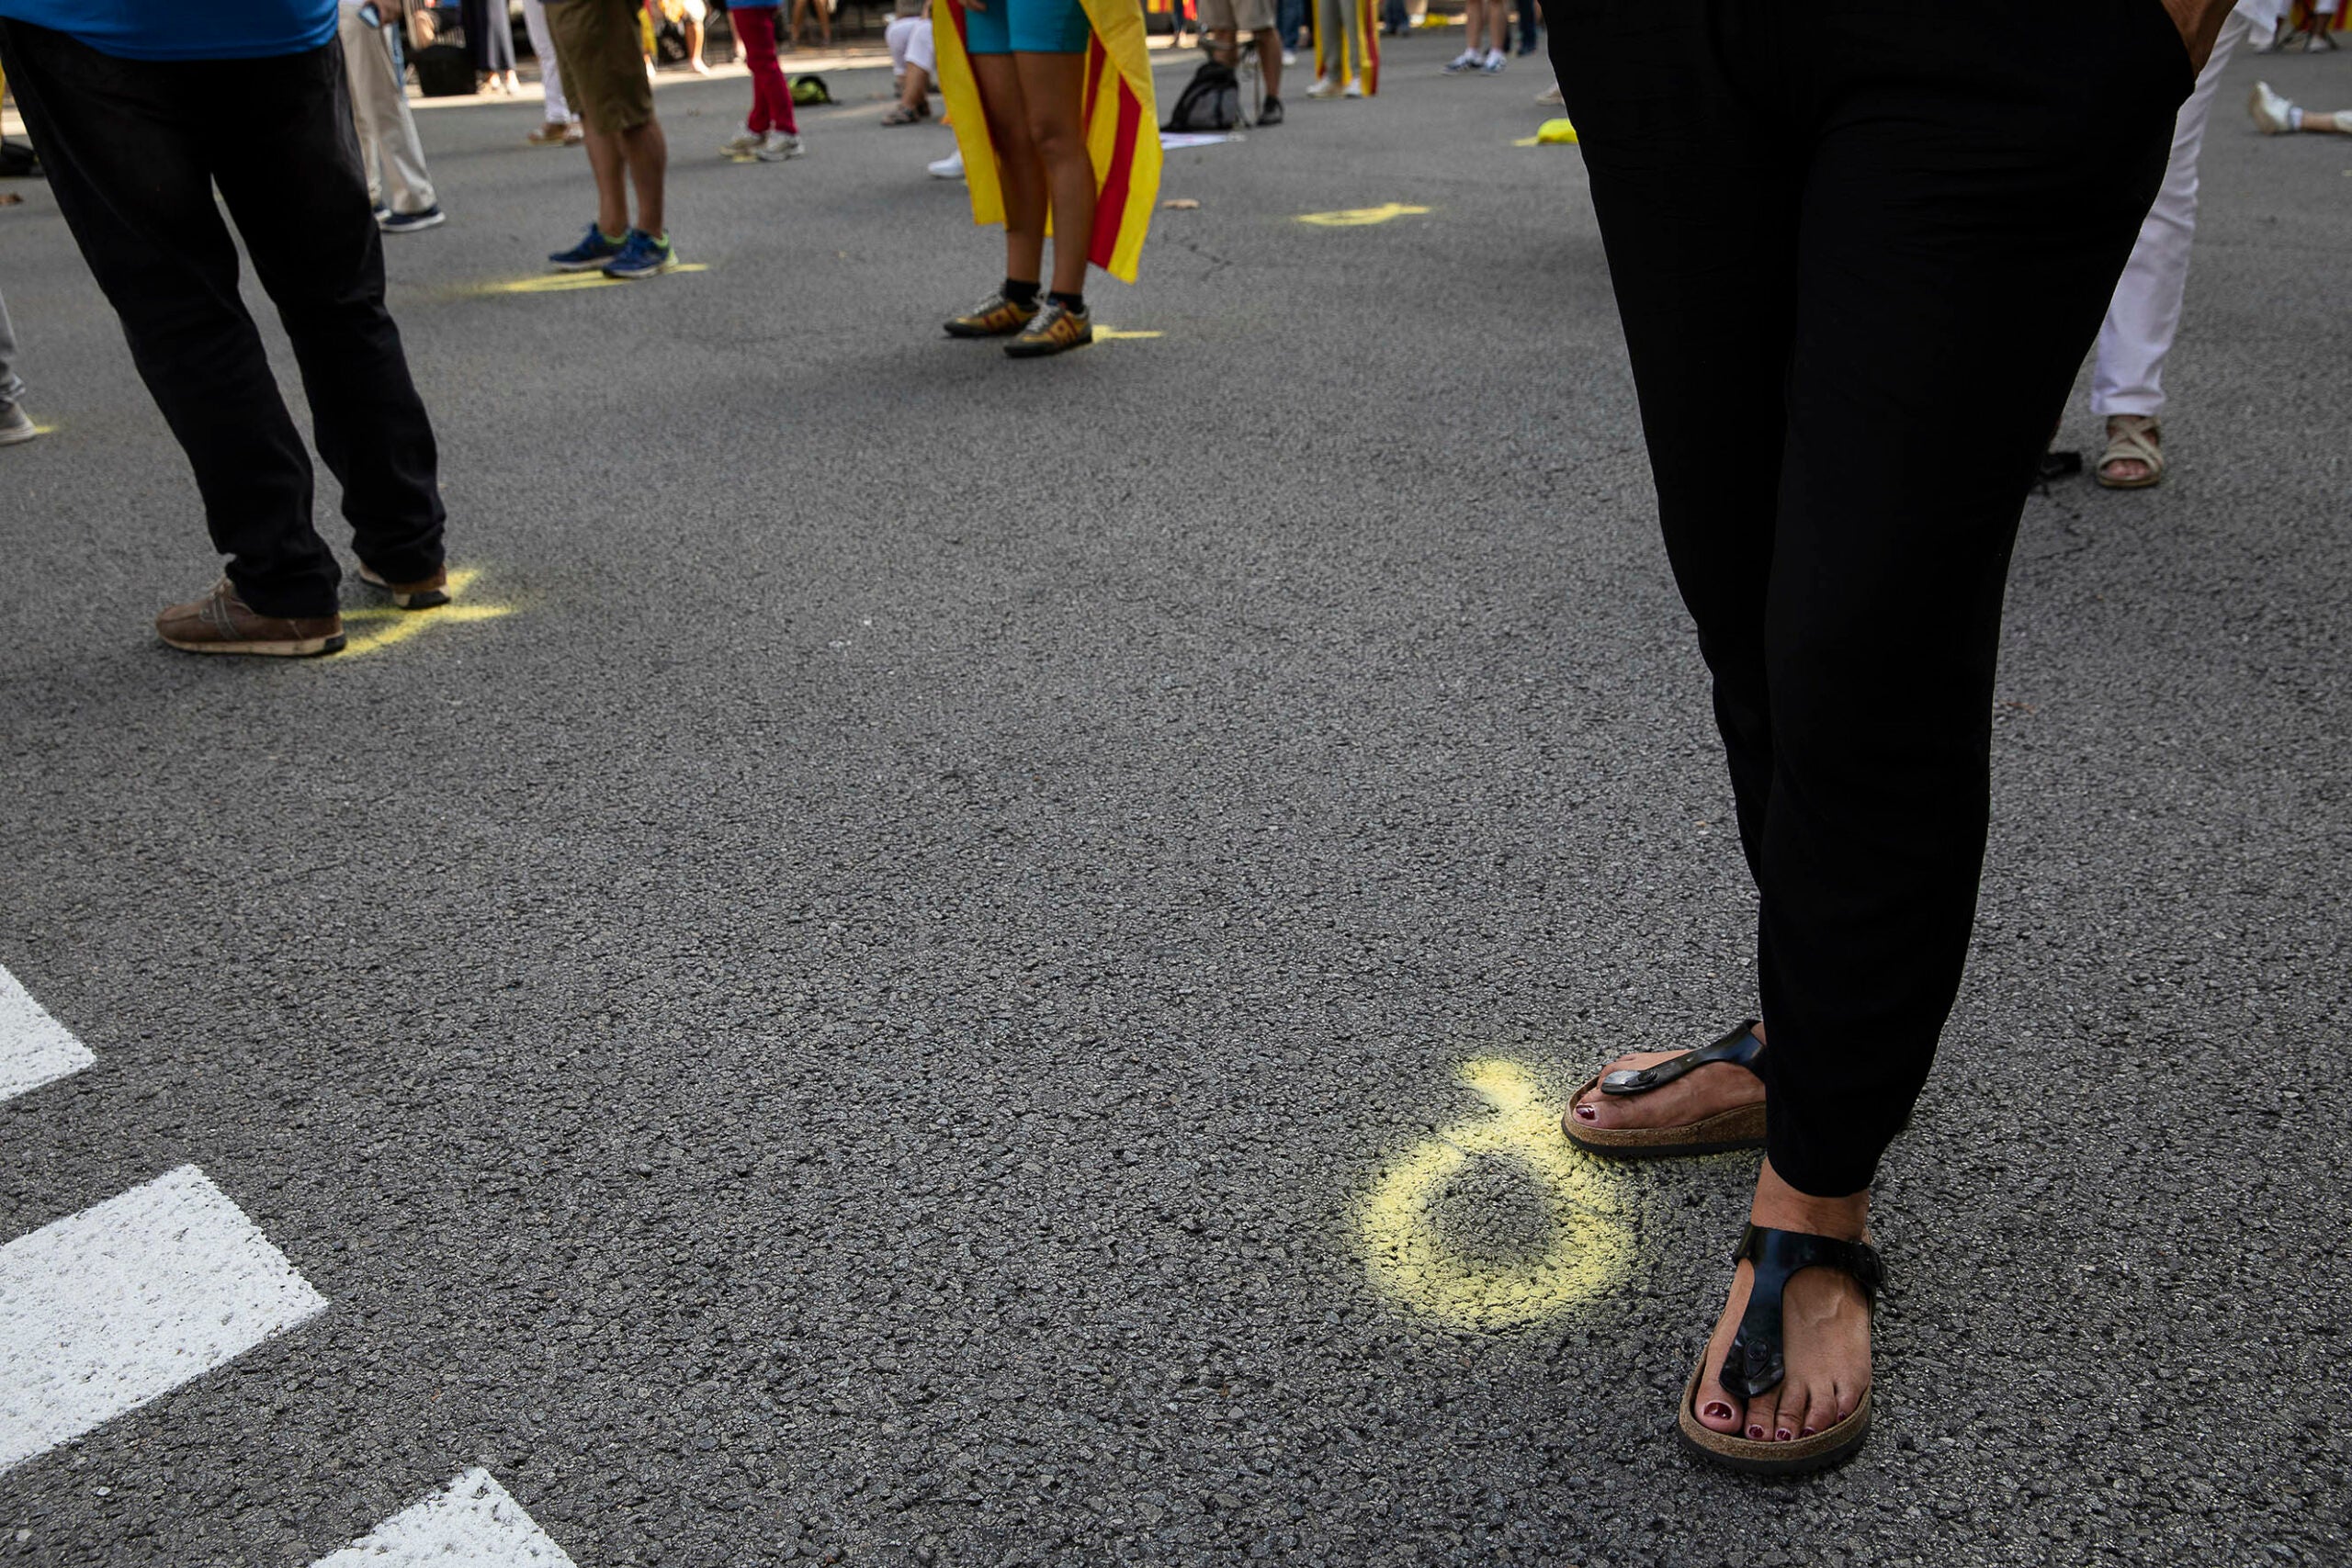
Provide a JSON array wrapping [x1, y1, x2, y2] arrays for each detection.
[[1252, 25, 1282, 96], [584, 124, 632, 235], [685, 15, 709, 70], [971, 54, 1047, 285], [623, 118, 668, 235], [900, 63, 933, 111], [1012, 50, 1092, 296]]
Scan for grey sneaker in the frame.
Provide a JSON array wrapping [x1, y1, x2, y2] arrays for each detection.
[[0, 401, 36, 446], [757, 131, 805, 161]]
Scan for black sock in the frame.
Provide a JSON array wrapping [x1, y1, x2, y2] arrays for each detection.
[[1003, 277, 1041, 306], [1048, 288, 1085, 314]]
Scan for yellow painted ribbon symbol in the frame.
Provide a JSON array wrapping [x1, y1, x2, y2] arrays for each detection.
[[1360, 1059, 1634, 1330]]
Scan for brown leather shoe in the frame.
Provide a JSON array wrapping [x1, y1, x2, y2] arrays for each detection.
[[154, 580, 345, 657], [356, 561, 451, 608]]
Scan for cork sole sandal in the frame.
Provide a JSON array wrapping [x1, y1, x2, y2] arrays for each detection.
[[1676, 1224, 1881, 1477], [1561, 1020, 1769, 1159]]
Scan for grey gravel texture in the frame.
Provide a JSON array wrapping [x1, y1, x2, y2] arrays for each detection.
[[1, 33, 2348, 1568]]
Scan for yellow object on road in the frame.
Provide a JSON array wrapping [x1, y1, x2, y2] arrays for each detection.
[[1359, 1058, 1635, 1331], [1536, 117, 1578, 144]]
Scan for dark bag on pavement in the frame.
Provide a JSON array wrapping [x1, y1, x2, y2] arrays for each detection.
[[1162, 59, 1239, 131], [411, 40, 474, 96], [793, 74, 832, 105]]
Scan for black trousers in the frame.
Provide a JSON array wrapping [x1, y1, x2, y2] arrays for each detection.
[[0, 23, 445, 619], [1549, 1, 2191, 1195]]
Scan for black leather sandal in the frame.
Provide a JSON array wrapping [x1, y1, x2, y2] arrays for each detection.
[[1560, 1020, 1768, 1158], [1678, 1224, 1882, 1475]]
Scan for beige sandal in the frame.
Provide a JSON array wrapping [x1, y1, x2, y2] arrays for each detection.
[[1561, 1021, 1769, 1158], [2096, 414, 2164, 489]]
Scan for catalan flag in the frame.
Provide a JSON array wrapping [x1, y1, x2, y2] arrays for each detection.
[[1312, 0, 1378, 94], [931, 0, 1163, 284]]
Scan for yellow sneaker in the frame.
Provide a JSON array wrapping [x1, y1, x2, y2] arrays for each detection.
[[943, 290, 1040, 338], [1003, 298, 1092, 358]]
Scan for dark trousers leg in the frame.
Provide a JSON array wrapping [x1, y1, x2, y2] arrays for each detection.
[[1554, 0, 2190, 1195], [0, 23, 443, 617]]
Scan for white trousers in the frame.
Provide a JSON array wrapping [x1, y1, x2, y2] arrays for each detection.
[[338, 4, 438, 214], [886, 14, 934, 78], [521, 0, 577, 125], [2089, 8, 2256, 417]]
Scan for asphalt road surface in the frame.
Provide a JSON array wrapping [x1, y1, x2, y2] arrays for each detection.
[[3, 30, 2348, 1568]]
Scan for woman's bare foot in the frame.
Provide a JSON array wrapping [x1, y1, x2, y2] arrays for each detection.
[[1569, 1021, 1767, 1131], [1690, 1161, 1873, 1442]]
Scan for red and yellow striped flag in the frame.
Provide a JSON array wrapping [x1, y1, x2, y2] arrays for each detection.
[[1312, 0, 1378, 94], [932, 0, 1163, 283]]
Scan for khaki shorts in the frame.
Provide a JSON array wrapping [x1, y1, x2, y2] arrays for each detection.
[[545, 0, 657, 135], [1198, 0, 1275, 32]]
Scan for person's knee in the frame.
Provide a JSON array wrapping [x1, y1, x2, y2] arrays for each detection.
[[1026, 112, 1081, 162]]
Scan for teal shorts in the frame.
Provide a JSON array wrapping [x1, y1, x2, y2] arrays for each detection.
[[961, 0, 1090, 55]]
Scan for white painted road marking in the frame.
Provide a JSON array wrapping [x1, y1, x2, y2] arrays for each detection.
[[0, 1165, 328, 1473], [310, 1468, 578, 1568], [0, 963, 95, 1103]]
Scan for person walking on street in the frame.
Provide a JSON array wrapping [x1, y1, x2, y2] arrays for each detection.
[[339, 0, 447, 232], [0, 283, 37, 446], [1548, 0, 2209, 1472], [2085, 0, 2276, 488], [522, 0, 587, 143], [1444, 0, 1506, 72], [465, 0, 522, 89], [0, 0, 451, 655], [1306, 0, 1374, 96], [717, 0, 803, 156], [1201, 0, 1284, 121], [932, 0, 1161, 355], [789, 0, 830, 49], [542, 0, 680, 276], [2249, 77, 2352, 132]]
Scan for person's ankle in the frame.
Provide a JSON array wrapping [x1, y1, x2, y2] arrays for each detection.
[[1751, 1159, 1869, 1238]]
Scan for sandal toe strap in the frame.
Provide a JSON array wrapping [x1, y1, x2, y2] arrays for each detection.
[[1599, 1019, 1764, 1097], [1718, 1224, 1883, 1400]]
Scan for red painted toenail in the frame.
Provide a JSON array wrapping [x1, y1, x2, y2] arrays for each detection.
[[1747, 1425, 1766, 1439], [1573, 1103, 1597, 1122], [1774, 1428, 1792, 1441], [1800, 1427, 1817, 1438], [1702, 1403, 1733, 1421]]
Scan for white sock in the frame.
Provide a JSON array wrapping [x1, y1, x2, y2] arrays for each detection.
[[2289, 107, 2305, 130]]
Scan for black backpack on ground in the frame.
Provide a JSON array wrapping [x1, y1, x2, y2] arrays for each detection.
[[1162, 59, 1240, 132]]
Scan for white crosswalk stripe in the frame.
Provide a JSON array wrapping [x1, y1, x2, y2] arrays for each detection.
[[0, 1164, 329, 1473], [308, 1468, 577, 1568], [0, 962, 95, 1103]]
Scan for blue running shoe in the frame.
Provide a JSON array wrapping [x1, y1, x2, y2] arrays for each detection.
[[549, 221, 628, 272], [602, 228, 679, 279]]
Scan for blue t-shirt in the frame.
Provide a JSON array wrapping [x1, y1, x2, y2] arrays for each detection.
[[0, 0, 338, 60]]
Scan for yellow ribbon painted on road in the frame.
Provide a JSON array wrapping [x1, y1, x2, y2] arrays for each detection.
[[1360, 1058, 1634, 1330], [1295, 203, 1430, 228], [337, 569, 513, 659]]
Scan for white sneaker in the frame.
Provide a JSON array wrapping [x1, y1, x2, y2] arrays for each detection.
[[1481, 48, 1506, 72], [719, 129, 763, 156], [928, 148, 965, 179], [2249, 79, 2295, 134], [1306, 74, 1340, 96], [1536, 81, 1562, 104], [1282, 49, 1297, 65], [757, 130, 805, 161], [1343, 78, 1363, 96], [1444, 49, 1480, 72], [0, 401, 37, 446]]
